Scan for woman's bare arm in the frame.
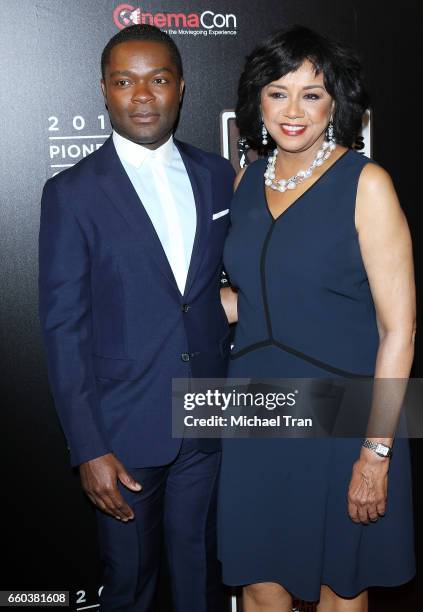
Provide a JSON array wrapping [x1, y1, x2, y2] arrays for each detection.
[[347, 162, 416, 524]]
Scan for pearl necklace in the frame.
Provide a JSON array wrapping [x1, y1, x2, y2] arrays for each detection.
[[264, 140, 336, 192]]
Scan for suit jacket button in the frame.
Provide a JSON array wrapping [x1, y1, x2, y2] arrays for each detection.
[[181, 352, 191, 362], [181, 303, 190, 313]]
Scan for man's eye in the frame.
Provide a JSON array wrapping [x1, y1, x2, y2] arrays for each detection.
[[153, 77, 168, 84], [116, 79, 130, 86]]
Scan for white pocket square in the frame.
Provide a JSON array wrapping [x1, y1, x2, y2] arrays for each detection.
[[212, 209, 229, 220]]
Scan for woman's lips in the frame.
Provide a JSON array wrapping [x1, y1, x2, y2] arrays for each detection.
[[280, 124, 306, 136]]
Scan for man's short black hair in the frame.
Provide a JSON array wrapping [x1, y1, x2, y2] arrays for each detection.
[[101, 24, 183, 80], [236, 25, 369, 152]]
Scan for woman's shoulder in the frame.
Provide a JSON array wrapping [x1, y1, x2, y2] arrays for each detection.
[[358, 159, 392, 187], [357, 164, 397, 217], [344, 149, 394, 196], [234, 158, 266, 192], [355, 156, 400, 231], [343, 148, 383, 174], [337, 148, 394, 191]]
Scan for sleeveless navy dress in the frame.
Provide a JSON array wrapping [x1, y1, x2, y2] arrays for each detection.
[[217, 150, 415, 600]]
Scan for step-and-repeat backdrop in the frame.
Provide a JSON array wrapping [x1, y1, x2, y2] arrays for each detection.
[[1, 1, 420, 610]]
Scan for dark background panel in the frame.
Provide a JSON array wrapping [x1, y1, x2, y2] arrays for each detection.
[[0, 1, 419, 610]]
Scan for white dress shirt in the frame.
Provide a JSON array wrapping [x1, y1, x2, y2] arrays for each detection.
[[112, 130, 197, 295]]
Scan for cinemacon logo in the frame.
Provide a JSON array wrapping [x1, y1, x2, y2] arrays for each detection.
[[113, 3, 237, 30]]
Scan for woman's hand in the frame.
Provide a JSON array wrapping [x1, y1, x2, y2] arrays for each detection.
[[347, 446, 389, 524], [220, 286, 238, 324]]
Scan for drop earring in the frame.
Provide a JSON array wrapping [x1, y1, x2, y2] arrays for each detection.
[[326, 120, 335, 144], [261, 122, 268, 146]]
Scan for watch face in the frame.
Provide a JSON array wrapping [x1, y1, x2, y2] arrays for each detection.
[[376, 443, 389, 456]]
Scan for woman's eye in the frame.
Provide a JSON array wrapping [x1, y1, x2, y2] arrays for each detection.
[[269, 92, 286, 99], [304, 93, 320, 100]]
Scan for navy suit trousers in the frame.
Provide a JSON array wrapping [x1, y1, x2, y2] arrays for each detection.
[[96, 439, 223, 612]]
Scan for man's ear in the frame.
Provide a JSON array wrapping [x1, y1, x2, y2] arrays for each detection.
[[179, 78, 185, 102], [101, 79, 108, 110]]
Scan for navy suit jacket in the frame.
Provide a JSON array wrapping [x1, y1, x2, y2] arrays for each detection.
[[39, 136, 235, 467]]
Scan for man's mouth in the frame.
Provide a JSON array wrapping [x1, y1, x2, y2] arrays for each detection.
[[129, 112, 160, 124]]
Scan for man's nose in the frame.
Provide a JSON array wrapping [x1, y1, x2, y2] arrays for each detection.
[[131, 82, 155, 104]]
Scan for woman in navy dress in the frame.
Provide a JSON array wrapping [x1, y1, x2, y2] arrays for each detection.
[[219, 26, 416, 611]]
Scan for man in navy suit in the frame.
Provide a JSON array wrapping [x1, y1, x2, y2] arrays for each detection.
[[39, 24, 234, 611]]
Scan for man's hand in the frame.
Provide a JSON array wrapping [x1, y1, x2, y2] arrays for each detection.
[[347, 447, 389, 524], [79, 453, 142, 521]]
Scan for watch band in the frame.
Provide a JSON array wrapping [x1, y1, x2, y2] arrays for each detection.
[[362, 439, 393, 458]]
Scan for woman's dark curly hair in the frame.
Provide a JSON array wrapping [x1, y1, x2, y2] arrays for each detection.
[[236, 25, 369, 154]]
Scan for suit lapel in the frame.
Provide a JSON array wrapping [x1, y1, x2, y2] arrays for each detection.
[[176, 140, 212, 298], [95, 137, 213, 300], [95, 137, 180, 297]]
